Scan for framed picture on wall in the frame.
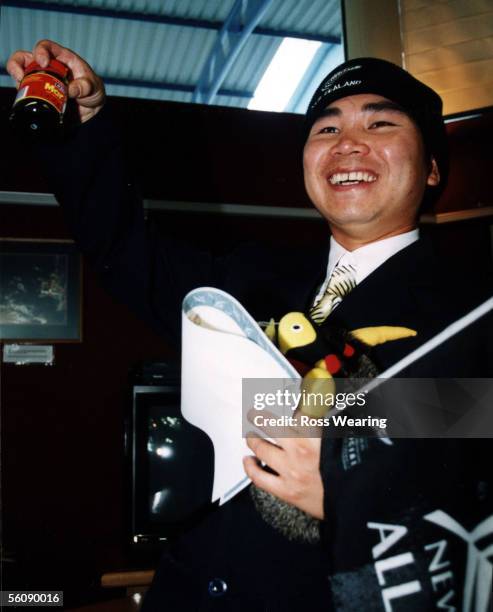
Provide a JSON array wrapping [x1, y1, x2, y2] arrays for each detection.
[[0, 239, 82, 343]]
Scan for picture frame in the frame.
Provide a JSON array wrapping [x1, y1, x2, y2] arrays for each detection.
[[0, 238, 82, 343]]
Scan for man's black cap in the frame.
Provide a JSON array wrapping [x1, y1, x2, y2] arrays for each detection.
[[305, 57, 449, 208]]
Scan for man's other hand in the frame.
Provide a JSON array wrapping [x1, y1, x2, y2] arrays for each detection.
[[244, 414, 324, 520], [7, 39, 106, 123]]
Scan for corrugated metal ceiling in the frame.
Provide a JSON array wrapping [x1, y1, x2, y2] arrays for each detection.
[[0, 0, 344, 111]]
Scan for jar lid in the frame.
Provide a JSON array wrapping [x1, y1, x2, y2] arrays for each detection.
[[25, 58, 69, 79]]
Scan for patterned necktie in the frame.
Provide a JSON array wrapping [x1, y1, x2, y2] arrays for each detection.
[[310, 262, 357, 324]]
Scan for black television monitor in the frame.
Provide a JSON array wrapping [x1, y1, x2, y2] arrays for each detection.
[[129, 383, 214, 545]]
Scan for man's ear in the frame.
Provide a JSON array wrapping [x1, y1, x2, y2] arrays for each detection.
[[427, 157, 440, 187]]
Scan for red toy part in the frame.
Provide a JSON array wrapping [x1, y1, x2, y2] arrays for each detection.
[[343, 343, 355, 358], [324, 354, 341, 374]]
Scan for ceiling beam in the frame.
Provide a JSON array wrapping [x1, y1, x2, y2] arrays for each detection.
[[103, 76, 252, 99], [193, 0, 274, 105], [0, 68, 253, 99], [2, 0, 341, 45]]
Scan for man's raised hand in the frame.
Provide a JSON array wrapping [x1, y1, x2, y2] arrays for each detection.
[[7, 39, 106, 123]]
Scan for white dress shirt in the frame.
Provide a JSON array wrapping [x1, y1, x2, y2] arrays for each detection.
[[313, 229, 420, 305]]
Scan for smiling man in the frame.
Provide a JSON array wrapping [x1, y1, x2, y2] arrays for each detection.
[[244, 59, 492, 611], [303, 59, 444, 247], [304, 95, 440, 246], [7, 45, 492, 611]]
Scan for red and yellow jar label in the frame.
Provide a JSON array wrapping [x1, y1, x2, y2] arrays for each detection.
[[14, 71, 67, 114]]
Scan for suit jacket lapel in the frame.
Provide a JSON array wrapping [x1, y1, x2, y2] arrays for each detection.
[[327, 238, 435, 329], [319, 238, 439, 370]]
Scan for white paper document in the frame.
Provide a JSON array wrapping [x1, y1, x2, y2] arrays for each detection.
[[181, 287, 300, 505], [181, 286, 493, 506]]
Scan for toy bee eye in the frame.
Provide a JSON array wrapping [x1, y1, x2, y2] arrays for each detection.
[[291, 324, 303, 333]]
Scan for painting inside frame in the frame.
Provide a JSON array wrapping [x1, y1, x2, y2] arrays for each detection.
[[0, 239, 82, 342]]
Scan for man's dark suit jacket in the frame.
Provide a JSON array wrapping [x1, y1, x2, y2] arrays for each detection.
[[39, 106, 492, 611]]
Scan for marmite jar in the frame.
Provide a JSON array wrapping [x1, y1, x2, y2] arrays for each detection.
[[10, 59, 69, 137]]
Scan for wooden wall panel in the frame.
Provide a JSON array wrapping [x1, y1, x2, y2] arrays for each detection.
[[404, 14, 493, 53], [403, 0, 444, 11], [441, 83, 493, 115], [404, 0, 492, 30], [406, 37, 493, 73], [417, 57, 493, 91], [401, 0, 493, 114]]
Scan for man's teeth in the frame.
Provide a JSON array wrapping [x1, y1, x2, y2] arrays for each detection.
[[329, 171, 377, 185]]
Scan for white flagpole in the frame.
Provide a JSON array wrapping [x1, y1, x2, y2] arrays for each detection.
[[363, 295, 493, 396]]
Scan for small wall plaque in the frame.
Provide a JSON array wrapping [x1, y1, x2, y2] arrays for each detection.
[[3, 344, 54, 365]]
